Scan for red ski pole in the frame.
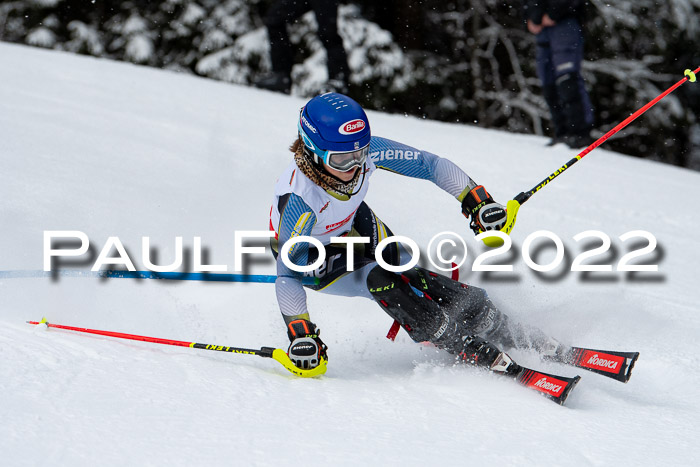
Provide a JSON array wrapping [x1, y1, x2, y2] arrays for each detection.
[[27, 318, 327, 378], [497, 67, 700, 238]]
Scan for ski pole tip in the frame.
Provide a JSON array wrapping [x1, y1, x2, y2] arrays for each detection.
[[26, 318, 47, 325]]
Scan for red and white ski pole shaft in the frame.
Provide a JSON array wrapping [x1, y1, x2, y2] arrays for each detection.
[[496, 67, 699, 238], [26, 318, 327, 378]]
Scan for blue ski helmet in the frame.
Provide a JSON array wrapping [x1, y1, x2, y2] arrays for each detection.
[[298, 93, 371, 171]]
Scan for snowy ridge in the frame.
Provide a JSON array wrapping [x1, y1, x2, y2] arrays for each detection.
[[1, 42, 699, 466]]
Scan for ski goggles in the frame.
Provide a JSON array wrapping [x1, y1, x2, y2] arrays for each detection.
[[298, 121, 369, 171], [321, 145, 369, 171]]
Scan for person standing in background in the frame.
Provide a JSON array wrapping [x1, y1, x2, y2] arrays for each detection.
[[524, 0, 594, 148], [255, 0, 350, 94]]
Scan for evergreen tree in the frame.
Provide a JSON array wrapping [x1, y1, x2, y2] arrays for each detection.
[[0, 0, 698, 169]]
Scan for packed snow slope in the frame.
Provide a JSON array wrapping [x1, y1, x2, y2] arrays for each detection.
[[1, 42, 699, 466]]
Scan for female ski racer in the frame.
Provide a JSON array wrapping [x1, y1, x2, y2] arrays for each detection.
[[269, 92, 563, 374]]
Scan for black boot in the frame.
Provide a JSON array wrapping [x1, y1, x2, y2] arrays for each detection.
[[254, 72, 291, 94], [564, 133, 594, 149], [459, 336, 521, 375]]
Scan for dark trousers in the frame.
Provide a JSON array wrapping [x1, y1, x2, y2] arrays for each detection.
[[263, 0, 349, 79], [535, 18, 594, 137]]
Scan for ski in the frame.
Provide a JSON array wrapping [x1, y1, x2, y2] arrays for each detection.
[[552, 347, 639, 383], [488, 352, 580, 405], [513, 366, 581, 405]]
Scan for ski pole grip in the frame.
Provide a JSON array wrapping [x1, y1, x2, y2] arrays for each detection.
[[259, 346, 276, 358], [514, 192, 530, 204]]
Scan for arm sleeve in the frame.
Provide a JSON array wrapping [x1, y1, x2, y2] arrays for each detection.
[[547, 0, 583, 22], [523, 0, 545, 24], [371, 136, 478, 201], [275, 193, 317, 321]]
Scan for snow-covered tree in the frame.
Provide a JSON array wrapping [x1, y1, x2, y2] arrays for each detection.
[[1, 0, 698, 169]]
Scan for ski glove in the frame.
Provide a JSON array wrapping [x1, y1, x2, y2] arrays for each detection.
[[461, 185, 507, 235], [287, 319, 328, 370]]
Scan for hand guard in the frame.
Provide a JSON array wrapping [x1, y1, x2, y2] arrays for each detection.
[[287, 319, 328, 370], [461, 185, 507, 235]]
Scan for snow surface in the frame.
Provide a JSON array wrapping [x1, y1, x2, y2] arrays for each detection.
[[1, 42, 699, 466]]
